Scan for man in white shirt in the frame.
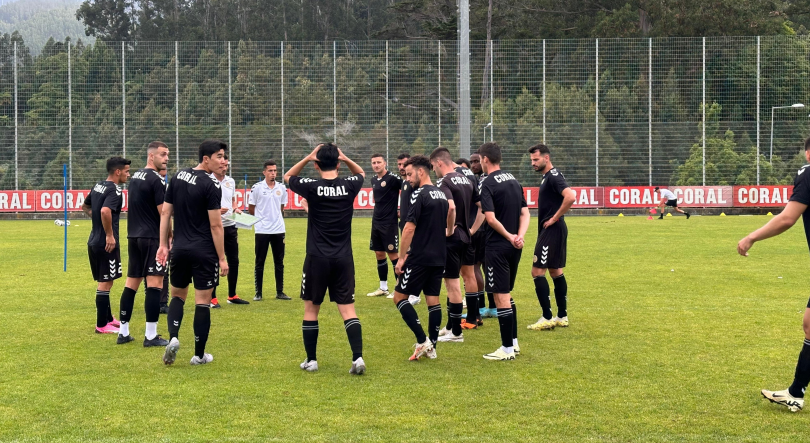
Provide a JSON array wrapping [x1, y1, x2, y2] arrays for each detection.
[[654, 187, 690, 219], [249, 159, 291, 301], [211, 153, 250, 307]]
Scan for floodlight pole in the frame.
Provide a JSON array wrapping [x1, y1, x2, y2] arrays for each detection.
[[458, 0, 471, 157]]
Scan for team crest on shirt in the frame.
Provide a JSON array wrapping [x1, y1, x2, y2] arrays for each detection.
[[276, 190, 282, 196], [533, 255, 537, 263], [381, 181, 387, 187]]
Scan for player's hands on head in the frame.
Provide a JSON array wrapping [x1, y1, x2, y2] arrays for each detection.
[[105, 234, 116, 253], [308, 145, 322, 161], [337, 148, 348, 162], [737, 236, 754, 256], [219, 258, 229, 276]]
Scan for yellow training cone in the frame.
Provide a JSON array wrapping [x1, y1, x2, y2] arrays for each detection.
[[720, 212, 726, 217], [767, 212, 773, 216], [666, 213, 672, 217], [618, 213, 624, 217]]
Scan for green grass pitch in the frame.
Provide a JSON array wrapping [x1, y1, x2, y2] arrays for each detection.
[[1, 215, 810, 441]]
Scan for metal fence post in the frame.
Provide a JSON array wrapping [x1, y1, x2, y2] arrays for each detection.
[[458, 0, 471, 158], [542, 39, 546, 144], [68, 42, 72, 189], [438, 41, 441, 147], [490, 40, 493, 141], [228, 41, 232, 170], [595, 38, 599, 187], [385, 41, 389, 158], [13, 41, 17, 190], [122, 41, 126, 158], [175, 41, 179, 170], [281, 42, 285, 173], [333, 40, 337, 144], [648, 38, 652, 186], [702, 37, 706, 186], [757, 36, 762, 185]]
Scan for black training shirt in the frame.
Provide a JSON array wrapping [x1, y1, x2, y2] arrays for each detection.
[[289, 174, 364, 258], [371, 171, 402, 225], [164, 168, 221, 254], [399, 180, 415, 231], [127, 168, 166, 239], [790, 164, 810, 253], [479, 170, 527, 250], [455, 166, 480, 228], [538, 167, 569, 228], [438, 170, 479, 243], [404, 184, 449, 267], [87, 180, 123, 248]]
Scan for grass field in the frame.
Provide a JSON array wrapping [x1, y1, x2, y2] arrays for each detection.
[[1, 215, 810, 442]]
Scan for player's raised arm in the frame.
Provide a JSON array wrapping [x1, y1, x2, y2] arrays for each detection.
[[284, 145, 321, 183], [338, 149, 365, 177], [738, 201, 807, 256]]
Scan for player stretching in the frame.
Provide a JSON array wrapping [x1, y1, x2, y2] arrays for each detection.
[[396, 153, 421, 305], [738, 140, 810, 412], [284, 143, 366, 375], [470, 153, 495, 319], [211, 153, 250, 307], [429, 147, 482, 343], [250, 159, 290, 301], [157, 140, 229, 366], [654, 187, 690, 219], [393, 155, 451, 360], [526, 144, 576, 331], [478, 143, 529, 361], [366, 154, 402, 298], [117, 142, 170, 346], [83, 157, 131, 334]]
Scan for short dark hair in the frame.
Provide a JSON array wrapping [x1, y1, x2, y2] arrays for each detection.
[[147, 141, 168, 154], [106, 156, 132, 174], [396, 152, 411, 161], [316, 143, 340, 171], [457, 158, 470, 168], [654, 187, 660, 192], [371, 153, 385, 160], [199, 139, 227, 162], [263, 159, 277, 169], [478, 142, 502, 164], [405, 155, 432, 174], [429, 147, 453, 164], [805, 137, 810, 151], [528, 144, 550, 155], [223, 152, 229, 160]]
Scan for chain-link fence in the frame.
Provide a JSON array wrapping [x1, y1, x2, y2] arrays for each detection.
[[2, 37, 810, 190]]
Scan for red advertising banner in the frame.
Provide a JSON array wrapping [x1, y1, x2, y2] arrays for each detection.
[[0, 190, 129, 212], [0, 191, 36, 212], [604, 186, 733, 208], [733, 186, 793, 207], [523, 187, 603, 208]]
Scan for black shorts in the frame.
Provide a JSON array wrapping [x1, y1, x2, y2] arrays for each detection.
[[473, 230, 486, 264], [444, 235, 469, 279], [484, 246, 522, 294], [665, 199, 678, 207], [88, 244, 122, 282], [300, 254, 355, 305], [395, 264, 444, 297], [170, 248, 219, 291], [127, 237, 166, 278], [370, 222, 399, 252], [533, 221, 568, 269]]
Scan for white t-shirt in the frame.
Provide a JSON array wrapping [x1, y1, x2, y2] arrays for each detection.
[[249, 180, 288, 234], [659, 188, 676, 201], [212, 174, 237, 227]]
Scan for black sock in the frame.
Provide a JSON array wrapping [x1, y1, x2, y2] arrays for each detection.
[[553, 274, 568, 318], [428, 304, 443, 345], [487, 292, 496, 309], [510, 298, 518, 339], [144, 287, 161, 323], [465, 292, 479, 320], [302, 320, 319, 361], [534, 276, 553, 320], [344, 318, 363, 361], [193, 304, 210, 358], [444, 303, 452, 331], [377, 259, 388, 284], [107, 298, 114, 323], [95, 290, 110, 328], [119, 287, 137, 324], [390, 259, 398, 283], [496, 307, 514, 348], [449, 302, 464, 336], [789, 338, 810, 398], [228, 264, 238, 298], [477, 291, 485, 313], [397, 299, 426, 343], [167, 297, 185, 339]]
